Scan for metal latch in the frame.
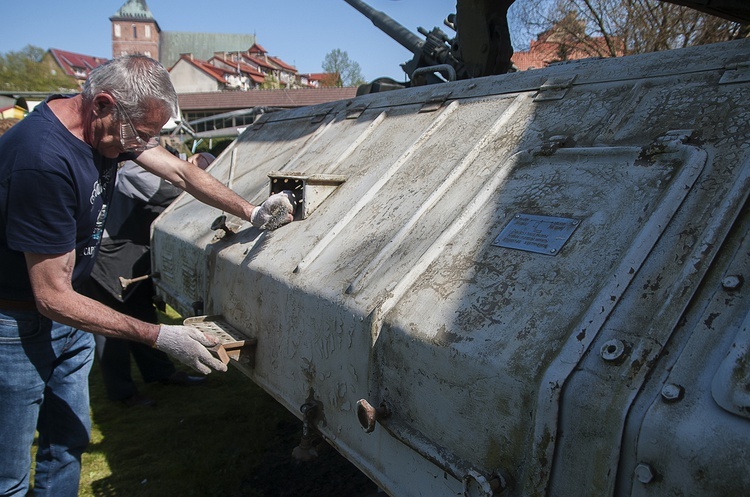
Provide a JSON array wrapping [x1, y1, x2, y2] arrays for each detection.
[[533, 76, 577, 101], [183, 315, 257, 367], [720, 62, 750, 85], [267, 171, 346, 220]]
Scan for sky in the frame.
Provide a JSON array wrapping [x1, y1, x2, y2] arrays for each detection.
[[0, 0, 525, 83]]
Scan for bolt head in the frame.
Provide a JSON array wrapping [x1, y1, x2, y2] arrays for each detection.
[[722, 274, 743, 291], [635, 463, 655, 484], [661, 383, 684, 402]]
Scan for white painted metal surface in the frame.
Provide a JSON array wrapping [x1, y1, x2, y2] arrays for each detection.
[[152, 38, 750, 496]]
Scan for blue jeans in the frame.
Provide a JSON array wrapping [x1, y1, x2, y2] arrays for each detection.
[[0, 309, 94, 497]]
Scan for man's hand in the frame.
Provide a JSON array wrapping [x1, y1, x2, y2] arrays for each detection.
[[155, 325, 228, 374], [251, 191, 296, 230]]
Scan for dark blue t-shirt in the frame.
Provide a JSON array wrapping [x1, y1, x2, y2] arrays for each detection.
[[0, 96, 121, 301]]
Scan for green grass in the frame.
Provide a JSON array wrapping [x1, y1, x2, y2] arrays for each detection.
[[81, 360, 287, 497], [33, 307, 379, 496], [76, 308, 287, 496]]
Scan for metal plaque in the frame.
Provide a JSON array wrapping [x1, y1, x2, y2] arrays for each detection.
[[493, 213, 580, 255]]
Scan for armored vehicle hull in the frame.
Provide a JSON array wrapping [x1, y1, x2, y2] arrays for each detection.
[[152, 37, 750, 496]]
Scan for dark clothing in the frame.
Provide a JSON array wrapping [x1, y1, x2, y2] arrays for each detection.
[[81, 161, 182, 401], [85, 278, 175, 401], [0, 96, 119, 300], [88, 161, 180, 302], [0, 95, 123, 497]]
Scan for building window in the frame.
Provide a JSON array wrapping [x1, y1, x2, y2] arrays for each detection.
[[114, 24, 121, 37], [133, 25, 137, 38], [145, 25, 151, 38]]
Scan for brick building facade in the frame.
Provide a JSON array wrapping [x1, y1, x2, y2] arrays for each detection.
[[110, 0, 160, 60]]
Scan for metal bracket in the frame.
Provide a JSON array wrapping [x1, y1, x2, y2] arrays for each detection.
[[720, 62, 750, 85], [346, 103, 370, 119], [267, 171, 346, 220], [419, 91, 453, 113], [533, 76, 577, 102]]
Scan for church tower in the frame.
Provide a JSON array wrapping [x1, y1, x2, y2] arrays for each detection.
[[110, 0, 161, 61]]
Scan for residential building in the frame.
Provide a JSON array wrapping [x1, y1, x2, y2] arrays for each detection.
[[42, 49, 108, 87], [169, 54, 259, 93]]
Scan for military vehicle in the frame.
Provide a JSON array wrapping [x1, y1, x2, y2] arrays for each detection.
[[151, 1, 750, 495]]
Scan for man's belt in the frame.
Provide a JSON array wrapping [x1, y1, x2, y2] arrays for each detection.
[[0, 299, 37, 311]]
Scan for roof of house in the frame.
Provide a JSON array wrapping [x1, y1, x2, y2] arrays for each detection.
[[174, 55, 269, 86], [209, 56, 266, 84], [267, 55, 296, 72], [248, 43, 268, 55], [302, 73, 330, 81], [177, 87, 358, 111], [47, 49, 108, 79], [172, 56, 227, 82], [244, 43, 296, 73]]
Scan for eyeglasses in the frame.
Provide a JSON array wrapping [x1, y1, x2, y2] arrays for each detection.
[[114, 100, 160, 153]]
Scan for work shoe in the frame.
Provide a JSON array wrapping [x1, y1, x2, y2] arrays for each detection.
[[121, 393, 157, 408]]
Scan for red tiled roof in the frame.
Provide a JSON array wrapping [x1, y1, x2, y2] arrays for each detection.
[[244, 43, 295, 73], [302, 73, 330, 81], [210, 57, 266, 84], [173, 55, 227, 82], [246, 54, 277, 71], [267, 55, 296, 72], [177, 87, 358, 111], [248, 43, 268, 55], [48, 48, 107, 79], [210, 56, 265, 78]]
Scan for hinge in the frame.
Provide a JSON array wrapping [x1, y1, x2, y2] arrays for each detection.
[[533, 76, 577, 102], [719, 62, 750, 85]]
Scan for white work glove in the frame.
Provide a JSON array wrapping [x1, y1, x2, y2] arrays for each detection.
[[154, 325, 228, 374], [250, 191, 296, 230]]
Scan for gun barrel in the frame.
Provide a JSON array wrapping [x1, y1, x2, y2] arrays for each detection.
[[344, 0, 424, 54]]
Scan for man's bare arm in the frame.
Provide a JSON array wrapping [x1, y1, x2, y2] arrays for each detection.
[[134, 146, 256, 221], [25, 250, 160, 345]]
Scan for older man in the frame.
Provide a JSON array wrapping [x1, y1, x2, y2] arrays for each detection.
[[0, 55, 293, 496]]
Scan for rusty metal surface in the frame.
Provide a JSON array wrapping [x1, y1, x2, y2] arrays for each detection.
[[152, 38, 750, 497]]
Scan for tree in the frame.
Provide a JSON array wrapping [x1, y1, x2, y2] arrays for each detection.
[[322, 49, 365, 87], [509, 0, 749, 59], [0, 45, 78, 92]]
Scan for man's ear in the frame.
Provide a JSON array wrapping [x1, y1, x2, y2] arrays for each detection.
[[92, 93, 116, 117]]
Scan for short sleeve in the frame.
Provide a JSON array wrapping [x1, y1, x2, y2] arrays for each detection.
[[5, 167, 77, 255]]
